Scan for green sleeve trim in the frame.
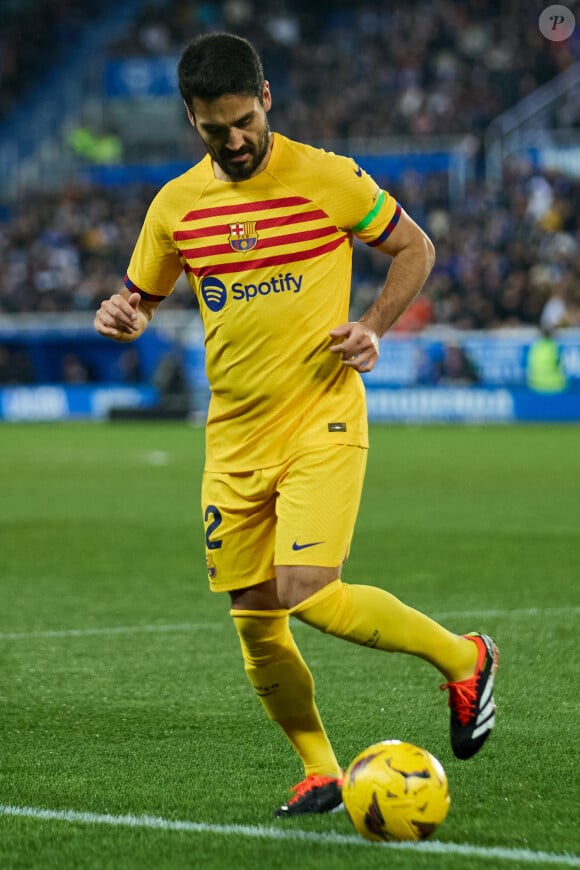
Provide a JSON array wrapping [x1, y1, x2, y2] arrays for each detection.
[[351, 190, 385, 233]]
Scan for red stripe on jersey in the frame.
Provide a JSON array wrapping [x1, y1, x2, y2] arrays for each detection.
[[184, 235, 346, 276], [179, 225, 339, 260], [173, 209, 329, 241], [180, 196, 310, 222]]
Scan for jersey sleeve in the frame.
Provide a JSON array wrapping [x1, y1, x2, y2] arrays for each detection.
[[312, 152, 401, 248], [124, 191, 184, 300], [350, 183, 402, 248]]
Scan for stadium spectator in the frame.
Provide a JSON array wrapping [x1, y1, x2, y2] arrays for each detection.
[[66, 124, 124, 165], [0, 344, 35, 385], [117, 347, 143, 384], [526, 324, 568, 393], [152, 350, 192, 414], [438, 342, 480, 385], [60, 352, 97, 384], [540, 275, 576, 331]]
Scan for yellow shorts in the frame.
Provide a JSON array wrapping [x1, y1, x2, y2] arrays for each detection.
[[201, 444, 367, 593]]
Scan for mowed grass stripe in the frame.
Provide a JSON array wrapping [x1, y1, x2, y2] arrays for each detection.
[[1, 606, 578, 641], [1, 804, 578, 867], [0, 622, 223, 640]]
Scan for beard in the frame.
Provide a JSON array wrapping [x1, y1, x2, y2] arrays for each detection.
[[210, 119, 271, 181]]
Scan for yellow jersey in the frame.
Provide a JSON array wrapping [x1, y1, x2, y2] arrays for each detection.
[[125, 134, 401, 470]]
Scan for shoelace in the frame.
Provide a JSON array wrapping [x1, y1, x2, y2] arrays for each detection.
[[440, 675, 478, 725]]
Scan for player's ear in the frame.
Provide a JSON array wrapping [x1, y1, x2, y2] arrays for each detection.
[[184, 101, 196, 128], [262, 80, 272, 111]]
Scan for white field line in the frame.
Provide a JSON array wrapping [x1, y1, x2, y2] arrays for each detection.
[[0, 804, 578, 867], [0, 606, 578, 641]]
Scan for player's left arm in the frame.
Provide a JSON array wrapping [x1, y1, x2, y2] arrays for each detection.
[[330, 208, 435, 372]]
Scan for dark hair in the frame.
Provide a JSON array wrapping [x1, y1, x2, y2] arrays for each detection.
[[178, 33, 264, 108]]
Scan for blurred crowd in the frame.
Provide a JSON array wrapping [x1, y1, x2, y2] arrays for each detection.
[[353, 160, 580, 331], [110, 0, 580, 141], [1, 0, 579, 332], [0, 0, 117, 121], [1, 161, 579, 331]]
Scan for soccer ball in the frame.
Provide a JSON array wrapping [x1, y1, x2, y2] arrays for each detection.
[[342, 740, 450, 842]]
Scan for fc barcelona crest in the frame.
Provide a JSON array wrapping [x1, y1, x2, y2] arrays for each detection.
[[229, 221, 258, 252]]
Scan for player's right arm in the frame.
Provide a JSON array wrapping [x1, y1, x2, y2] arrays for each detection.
[[94, 289, 161, 342], [95, 180, 186, 342]]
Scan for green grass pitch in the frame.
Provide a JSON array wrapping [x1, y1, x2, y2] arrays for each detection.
[[1, 422, 579, 870]]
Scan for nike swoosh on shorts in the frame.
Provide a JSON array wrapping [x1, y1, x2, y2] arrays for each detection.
[[292, 540, 324, 551]]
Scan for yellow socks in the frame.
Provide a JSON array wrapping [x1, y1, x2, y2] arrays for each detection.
[[230, 582, 478, 778], [231, 608, 342, 778], [290, 579, 478, 682]]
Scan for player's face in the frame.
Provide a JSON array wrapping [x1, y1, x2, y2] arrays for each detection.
[[188, 84, 272, 182]]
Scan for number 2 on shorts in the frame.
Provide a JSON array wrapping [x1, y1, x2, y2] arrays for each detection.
[[204, 505, 223, 550]]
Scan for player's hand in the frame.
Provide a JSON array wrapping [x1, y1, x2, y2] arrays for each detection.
[[329, 322, 380, 372], [94, 292, 142, 341]]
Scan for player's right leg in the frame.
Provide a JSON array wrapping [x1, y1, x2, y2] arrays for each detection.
[[201, 467, 342, 816], [230, 589, 343, 816]]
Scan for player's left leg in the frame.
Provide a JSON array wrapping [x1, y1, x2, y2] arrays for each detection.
[[275, 444, 498, 761], [286, 576, 478, 682], [275, 443, 474, 680], [289, 579, 498, 760]]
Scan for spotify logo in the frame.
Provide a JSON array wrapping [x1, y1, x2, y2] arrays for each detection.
[[200, 276, 227, 312]]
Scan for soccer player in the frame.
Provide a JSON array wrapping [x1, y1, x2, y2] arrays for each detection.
[[94, 33, 498, 817]]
